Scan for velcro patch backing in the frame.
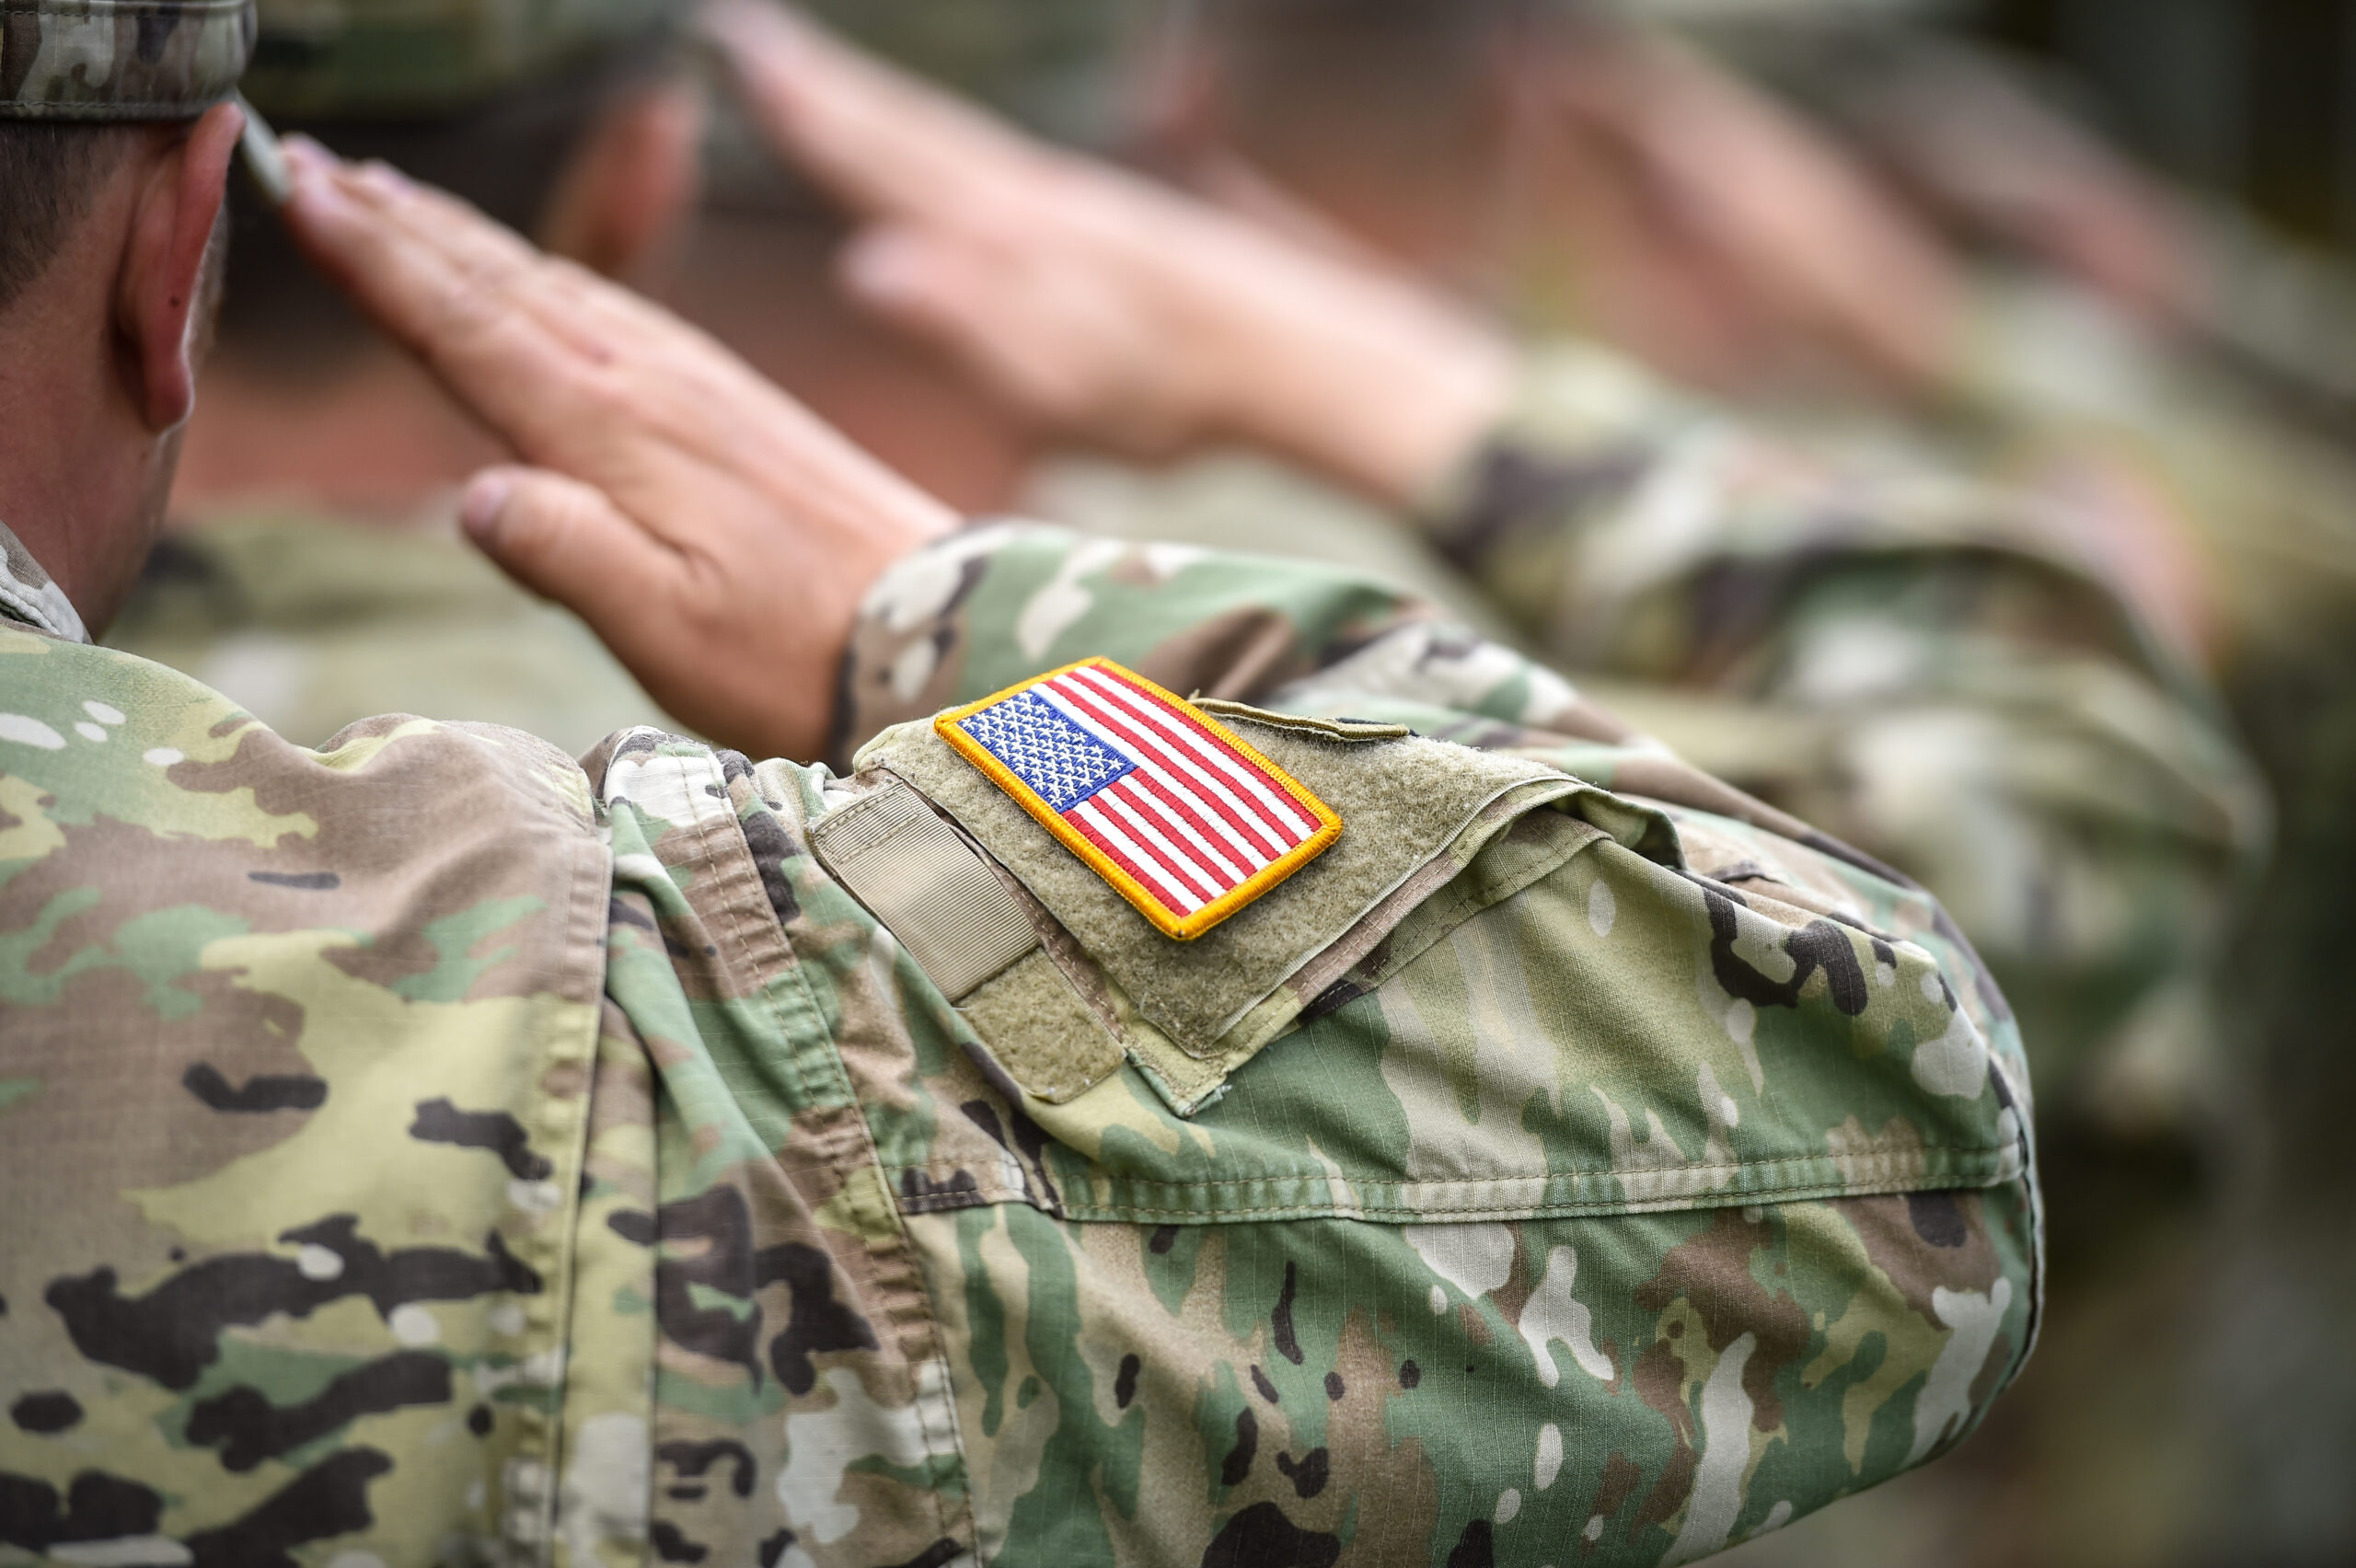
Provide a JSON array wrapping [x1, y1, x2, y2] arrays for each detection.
[[810, 783, 1125, 1103], [808, 784, 1037, 998]]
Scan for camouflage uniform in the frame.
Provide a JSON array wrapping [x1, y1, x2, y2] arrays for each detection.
[[1795, 154, 2356, 1568], [5, 513, 2041, 1564], [1546, 6, 2356, 1561], [789, 0, 1132, 145], [9, 7, 2048, 1553]]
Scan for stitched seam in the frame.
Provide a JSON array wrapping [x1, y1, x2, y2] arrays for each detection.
[[514, 773, 611, 1566], [1182, 772, 1573, 1051], [1318, 817, 1600, 1011], [713, 769, 976, 1555], [872, 1170, 2011, 1223], [879, 1147, 2004, 1182]]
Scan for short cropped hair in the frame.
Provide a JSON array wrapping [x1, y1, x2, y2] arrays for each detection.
[[0, 123, 138, 312]]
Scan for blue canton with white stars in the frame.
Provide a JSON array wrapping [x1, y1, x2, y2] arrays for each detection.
[[955, 690, 1135, 813]]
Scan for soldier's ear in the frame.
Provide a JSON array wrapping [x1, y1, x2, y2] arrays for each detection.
[[538, 77, 706, 282], [115, 100, 241, 433]]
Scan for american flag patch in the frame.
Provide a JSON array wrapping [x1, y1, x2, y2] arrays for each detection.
[[936, 659, 1343, 940]]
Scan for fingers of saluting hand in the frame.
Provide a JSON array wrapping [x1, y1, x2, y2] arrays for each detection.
[[277, 140, 773, 481], [282, 141, 581, 408], [461, 467, 685, 643], [276, 134, 955, 763]]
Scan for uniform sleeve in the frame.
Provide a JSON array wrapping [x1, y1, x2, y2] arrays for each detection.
[[1405, 340, 2271, 1078], [829, 519, 2039, 1045], [586, 560, 2047, 1563]]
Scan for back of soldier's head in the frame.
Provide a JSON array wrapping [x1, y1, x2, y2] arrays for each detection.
[[0, 0, 252, 316], [217, 0, 676, 379]]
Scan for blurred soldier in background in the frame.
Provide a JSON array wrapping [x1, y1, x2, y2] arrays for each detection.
[[1650, 8, 2356, 1565]]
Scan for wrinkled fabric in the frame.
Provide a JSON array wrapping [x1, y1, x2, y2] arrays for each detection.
[[3, 519, 2038, 1565], [1045, 340, 2269, 1090]]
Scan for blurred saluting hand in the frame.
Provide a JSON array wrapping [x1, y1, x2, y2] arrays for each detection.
[[702, 0, 1512, 508], [278, 138, 956, 764]]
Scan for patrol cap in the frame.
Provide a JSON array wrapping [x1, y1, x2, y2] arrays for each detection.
[[0, 0, 256, 119], [239, 0, 671, 120]]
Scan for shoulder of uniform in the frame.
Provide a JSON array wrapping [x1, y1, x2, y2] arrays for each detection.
[[831, 660, 1681, 1112]]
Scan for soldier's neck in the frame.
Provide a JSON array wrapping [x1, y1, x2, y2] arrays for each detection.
[[168, 345, 507, 525], [0, 283, 176, 637]]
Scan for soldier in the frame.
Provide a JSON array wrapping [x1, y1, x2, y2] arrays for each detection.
[[0, 6, 2039, 1566]]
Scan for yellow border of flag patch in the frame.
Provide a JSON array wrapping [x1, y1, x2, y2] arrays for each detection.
[[935, 658, 1343, 940]]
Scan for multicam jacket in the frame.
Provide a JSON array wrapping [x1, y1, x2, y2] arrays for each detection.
[[3, 519, 2038, 1566], [1023, 340, 2267, 1102], [1394, 341, 2269, 1084]]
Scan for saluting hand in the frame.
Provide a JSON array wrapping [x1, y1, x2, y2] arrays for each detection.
[[702, 0, 1511, 508], [277, 139, 955, 764]]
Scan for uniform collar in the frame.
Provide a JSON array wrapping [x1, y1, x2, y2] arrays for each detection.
[[0, 518, 91, 644]]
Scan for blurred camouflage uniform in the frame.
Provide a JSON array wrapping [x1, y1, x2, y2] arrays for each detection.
[[791, 0, 1135, 146], [236, 0, 664, 118], [107, 511, 675, 755], [6, 500, 2042, 1561], [1039, 333, 2268, 1100], [1568, 6, 2356, 1562]]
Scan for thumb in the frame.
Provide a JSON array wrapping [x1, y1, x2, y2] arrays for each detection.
[[460, 466, 682, 638]]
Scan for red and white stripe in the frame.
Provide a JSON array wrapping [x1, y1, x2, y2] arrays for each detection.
[[1030, 663, 1322, 919]]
